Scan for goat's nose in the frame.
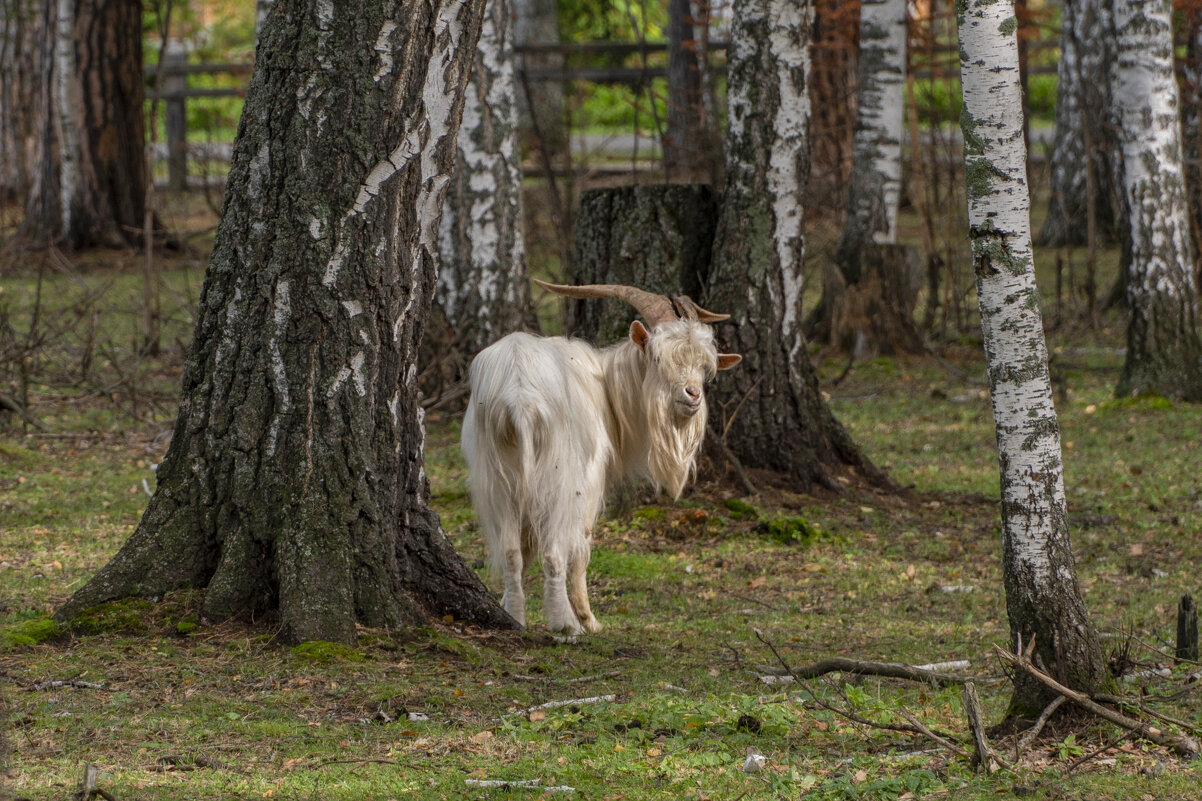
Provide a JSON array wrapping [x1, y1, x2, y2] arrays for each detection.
[[684, 385, 701, 400]]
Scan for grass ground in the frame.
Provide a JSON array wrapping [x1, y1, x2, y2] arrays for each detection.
[[2, 198, 1201, 800]]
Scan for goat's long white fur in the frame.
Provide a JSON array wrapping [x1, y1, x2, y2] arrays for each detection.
[[462, 321, 722, 635]]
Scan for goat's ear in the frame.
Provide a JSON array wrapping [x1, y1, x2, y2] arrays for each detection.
[[717, 353, 742, 371], [629, 320, 651, 352]]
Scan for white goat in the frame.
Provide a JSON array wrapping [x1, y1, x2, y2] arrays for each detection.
[[461, 281, 741, 634]]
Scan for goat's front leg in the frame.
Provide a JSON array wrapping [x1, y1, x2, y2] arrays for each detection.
[[567, 544, 601, 634], [541, 549, 585, 636]]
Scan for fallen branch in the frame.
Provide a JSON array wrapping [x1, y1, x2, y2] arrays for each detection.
[[994, 643, 1200, 758], [504, 694, 615, 718], [1015, 695, 1068, 755], [513, 670, 622, 684], [752, 629, 970, 687], [767, 657, 970, 687], [1092, 693, 1202, 738], [33, 678, 109, 691], [465, 778, 575, 792]]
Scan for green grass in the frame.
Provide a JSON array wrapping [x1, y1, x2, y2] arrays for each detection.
[[3, 213, 1202, 799]]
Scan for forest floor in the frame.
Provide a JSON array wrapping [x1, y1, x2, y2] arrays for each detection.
[[2, 196, 1201, 799]]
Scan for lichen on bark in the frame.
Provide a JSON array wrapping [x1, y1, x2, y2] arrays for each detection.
[[55, 0, 517, 644], [958, 0, 1108, 715]]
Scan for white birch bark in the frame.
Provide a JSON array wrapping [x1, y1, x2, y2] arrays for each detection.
[[1185, 20, 1202, 248], [1111, 0, 1202, 400], [437, 0, 530, 358], [720, 0, 812, 367], [839, 0, 906, 251], [1041, 0, 1117, 246], [957, 0, 1105, 709], [53, 0, 79, 236]]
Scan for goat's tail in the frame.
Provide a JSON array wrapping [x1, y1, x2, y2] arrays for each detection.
[[462, 347, 557, 580]]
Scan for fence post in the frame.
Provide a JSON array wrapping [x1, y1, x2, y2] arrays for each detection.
[[164, 46, 188, 191]]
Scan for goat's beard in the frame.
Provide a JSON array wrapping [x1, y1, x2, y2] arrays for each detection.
[[645, 390, 707, 498]]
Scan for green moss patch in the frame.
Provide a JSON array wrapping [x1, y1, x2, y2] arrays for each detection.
[[0, 617, 64, 651], [67, 599, 154, 635], [290, 640, 366, 664]]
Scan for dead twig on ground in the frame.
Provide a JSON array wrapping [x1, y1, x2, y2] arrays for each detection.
[[1015, 695, 1068, 756], [32, 678, 109, 691], [994, 641, 1200, 758], [795, 679, 970, 760], [513, 670, 622, 684], [503, 694, 616, 718]]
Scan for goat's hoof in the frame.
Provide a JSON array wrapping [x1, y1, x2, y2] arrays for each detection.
[[581, 616, 602, 634], [548, 620, 585, 637]]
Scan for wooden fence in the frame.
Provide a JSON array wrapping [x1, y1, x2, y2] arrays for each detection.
[[144, 37, 1058, 190]]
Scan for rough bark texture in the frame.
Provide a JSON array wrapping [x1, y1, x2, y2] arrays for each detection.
[[1181, 14, 1202, 271], [19, 0, 147, 249], [807, 0, 859, 215], [958, 0, 1108, 717], [0, 0, 40, 201], [1112, 0, 1202, 400], [569, 185, 718, 345], [664, 0, 715, 182], [56, 0, 516, 644], [434, 0, 533, 375], [811, 0, 921, 356], [837, 0, 906, 257], [1041, 0, 1119, 247], [512, 0, 564, 157], [704, 0, 886, 491]]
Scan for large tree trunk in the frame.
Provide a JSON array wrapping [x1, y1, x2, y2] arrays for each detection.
[[56, 0, 516, 644], [664, 0, 716, 182], [810, 0, 921, 357], [807, 0, 859, 216], [958, 0, 1108, 717], [18, 0, 147, 249], [570, 185, 718, 344], [704, 0, 887, 492], [1183, 10, 1202, 261], [512, 0, 564, 159], [1040, 0, 1119, 248], [433, 0, 533, 385], [1111, 0, 1202, 400], [0, 0, 40, 202]]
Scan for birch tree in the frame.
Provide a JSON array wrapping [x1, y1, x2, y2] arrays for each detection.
[[810, 0, 921, 356], [0, 0, 39, 201], [19, 0, 147, 249], [56, 0, 516, 644], [513, 0, 564, 157], [1111, 0, 1202, 400], [1040, 0, 1119, 248], [704, 0, 887, 490], [1181, 13, 1202, 260], [436, 0, 533, 370], [958, 0, 1108, 714]]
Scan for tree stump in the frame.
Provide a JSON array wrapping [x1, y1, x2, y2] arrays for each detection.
[[569, 185, 718, 344], [810, 242, 924, 358], [1178, 594, 1198, 662]]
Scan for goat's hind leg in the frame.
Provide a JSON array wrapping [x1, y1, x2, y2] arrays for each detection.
[[567, 543, 601, 634], [493, 522, 527, 627], [540, 543, 585, 636]]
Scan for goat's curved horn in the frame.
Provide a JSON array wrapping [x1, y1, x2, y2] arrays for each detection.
[[534, 280, 731, 327], [669, 295, 730, 323], [534, 279, 678, 327]]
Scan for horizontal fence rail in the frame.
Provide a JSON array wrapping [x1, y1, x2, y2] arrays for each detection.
[[144, 36, 1065, 188]]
